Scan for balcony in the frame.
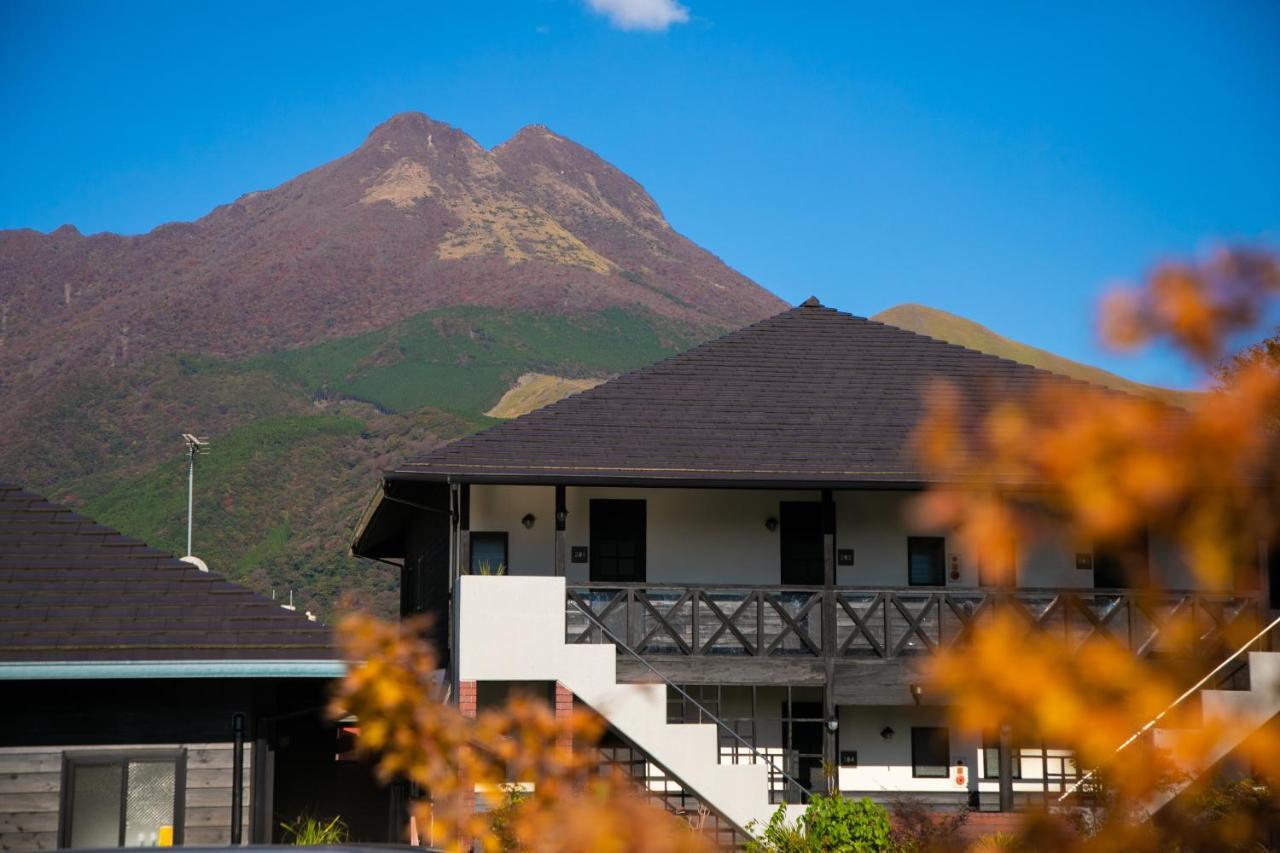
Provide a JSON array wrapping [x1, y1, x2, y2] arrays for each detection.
[[565, 582, 1260, 661]]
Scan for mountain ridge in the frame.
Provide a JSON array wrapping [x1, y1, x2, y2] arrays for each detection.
[[872, 303, 1196, 407], [0, 111, 784, 387]]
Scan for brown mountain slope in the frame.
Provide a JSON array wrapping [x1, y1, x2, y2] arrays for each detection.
[[873, 303, 1197, 407], [0, 112, 784, 389]]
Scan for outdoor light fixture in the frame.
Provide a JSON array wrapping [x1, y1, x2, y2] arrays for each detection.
[[880, 726, 895, 741], [910, 684, 924, 705], [825, 716, 839, 734], [555, 508, 569, 525], [765, 517, 778, 532], [521, 513, 536, 529]]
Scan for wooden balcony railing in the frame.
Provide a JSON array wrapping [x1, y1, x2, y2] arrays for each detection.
[[564, 582, 1260, 661]]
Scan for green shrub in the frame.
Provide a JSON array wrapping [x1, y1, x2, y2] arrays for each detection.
[[746, 805, 811, 852], [804, 795, 893, 852]]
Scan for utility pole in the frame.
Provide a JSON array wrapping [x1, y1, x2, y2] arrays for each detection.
[[181, 434, 209, 557]]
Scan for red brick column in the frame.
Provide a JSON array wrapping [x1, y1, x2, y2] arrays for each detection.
[[554, 682, 574, 751], [458, 680, 478, 718], [455, 680, 479, 845]]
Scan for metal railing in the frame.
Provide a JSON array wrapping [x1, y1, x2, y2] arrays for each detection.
[[1059, 611, 1280, 804], [566, 582, 1260, 661], [565, 594, 813, 806]]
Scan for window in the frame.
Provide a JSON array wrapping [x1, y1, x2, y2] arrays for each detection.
[[907, 537, 945, 586], [981, 733, 1022, 780], [60, 751, 185, 848], [1093, 530, 1149, 588], [590, 500, 646, 582], [911, 727, 949, 778], [470, 532, 509, 574]]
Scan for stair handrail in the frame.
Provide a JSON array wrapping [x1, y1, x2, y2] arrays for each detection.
[[566, 597, 812, 801], [1059, 611, 1280, 802]]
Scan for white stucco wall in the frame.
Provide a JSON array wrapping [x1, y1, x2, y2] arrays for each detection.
[[465, 485, 1211, 591], [835, 705, 976, 795]]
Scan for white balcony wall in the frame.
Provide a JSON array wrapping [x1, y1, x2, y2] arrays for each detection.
[[466, 485, 1207, 590]]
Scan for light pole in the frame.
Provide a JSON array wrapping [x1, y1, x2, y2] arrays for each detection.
[[181, 434, 209, 558]]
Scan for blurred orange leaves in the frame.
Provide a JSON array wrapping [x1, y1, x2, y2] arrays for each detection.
[[914, 248, 1280, 847], [332, 612, 711, 852]]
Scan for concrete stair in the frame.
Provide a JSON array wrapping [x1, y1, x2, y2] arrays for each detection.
[[1146, 651, 1280, 816], [457, 576, 780, 832]]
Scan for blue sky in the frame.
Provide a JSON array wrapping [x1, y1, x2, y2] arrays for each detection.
[[2, 1, 1277, 388]]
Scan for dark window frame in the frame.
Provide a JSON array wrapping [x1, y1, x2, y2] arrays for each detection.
[[58, 749, 187, 849], [589, 499, 647, 583], [910, 726, 950, 778], [469, 531, 510, 574], [907, 537, 946, 587]]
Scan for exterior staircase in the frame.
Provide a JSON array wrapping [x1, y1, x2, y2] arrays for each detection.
[[457, 576, 784, 834], [1145, 650, 1280, 816]]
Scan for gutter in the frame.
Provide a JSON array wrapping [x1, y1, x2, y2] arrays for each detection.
[[0, 659, 349, 680]]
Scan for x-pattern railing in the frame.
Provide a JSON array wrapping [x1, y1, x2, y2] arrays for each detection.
[[565, 582, 1259, 662], [567, 583, 823, 657]]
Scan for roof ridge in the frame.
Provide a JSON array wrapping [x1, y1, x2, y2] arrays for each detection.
[[392, 303, 826, 465]]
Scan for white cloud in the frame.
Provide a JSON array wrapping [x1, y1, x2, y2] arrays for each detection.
[[585, 0, 690, 32]]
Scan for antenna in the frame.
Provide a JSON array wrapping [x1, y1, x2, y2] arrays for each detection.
[[181, 433, 210, 559]]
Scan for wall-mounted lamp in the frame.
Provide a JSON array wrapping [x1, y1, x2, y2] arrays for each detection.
[[880, 726, 895, 741], [555, 508, 569, 526], [521, 513, 536, 529], [764, 517, 778, 532], [910, 684, 924, 706], [825, 716, 839, 734], [949, 554, 960, 581]]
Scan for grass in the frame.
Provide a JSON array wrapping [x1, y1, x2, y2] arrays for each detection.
[[873, 303, 1198, 407]]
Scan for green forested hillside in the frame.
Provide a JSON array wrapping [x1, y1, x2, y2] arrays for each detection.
[[9, 306, 711, 616]]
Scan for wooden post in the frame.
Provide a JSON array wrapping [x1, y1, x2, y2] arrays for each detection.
[[998, 723, 1014, 812], [821, 489, 837, 777], [554, 484, 567, 577], [449, 483, 461, 706], [458, 483, 471, 576]]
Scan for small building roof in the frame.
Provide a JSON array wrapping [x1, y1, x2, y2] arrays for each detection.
[[0, 483, 337, 665], [387, 301, 1113, 488]]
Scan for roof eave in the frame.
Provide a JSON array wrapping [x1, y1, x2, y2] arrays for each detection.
[[0, 659, 349, 681]]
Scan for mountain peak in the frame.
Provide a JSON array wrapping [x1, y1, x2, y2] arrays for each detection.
[[364, 112, 475, 147]]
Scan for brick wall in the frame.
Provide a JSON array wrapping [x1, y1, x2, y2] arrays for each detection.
[[963, 812, 1025, 840], [458, 680, 477, 718], [554, 682, 574, 750]]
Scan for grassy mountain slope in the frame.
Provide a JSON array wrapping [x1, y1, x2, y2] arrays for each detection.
[[6, 305, 708, 615], [873, 303, 1196, 406]]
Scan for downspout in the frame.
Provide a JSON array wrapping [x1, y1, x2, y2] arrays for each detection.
[[231, 712, 245, 845]]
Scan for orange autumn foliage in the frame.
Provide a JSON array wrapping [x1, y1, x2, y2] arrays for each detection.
[[914, 248, 1280, 848], [331, 612, 712, 853]]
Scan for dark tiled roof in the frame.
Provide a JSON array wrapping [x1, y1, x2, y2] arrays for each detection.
[[0, 483, 337, 662], [391, 302, 1125, 486]]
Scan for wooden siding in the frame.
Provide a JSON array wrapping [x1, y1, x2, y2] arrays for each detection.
[[0, 743, 250, 852]]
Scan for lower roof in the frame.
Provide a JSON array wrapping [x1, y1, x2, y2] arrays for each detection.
[[0, 483, 338, 666]]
